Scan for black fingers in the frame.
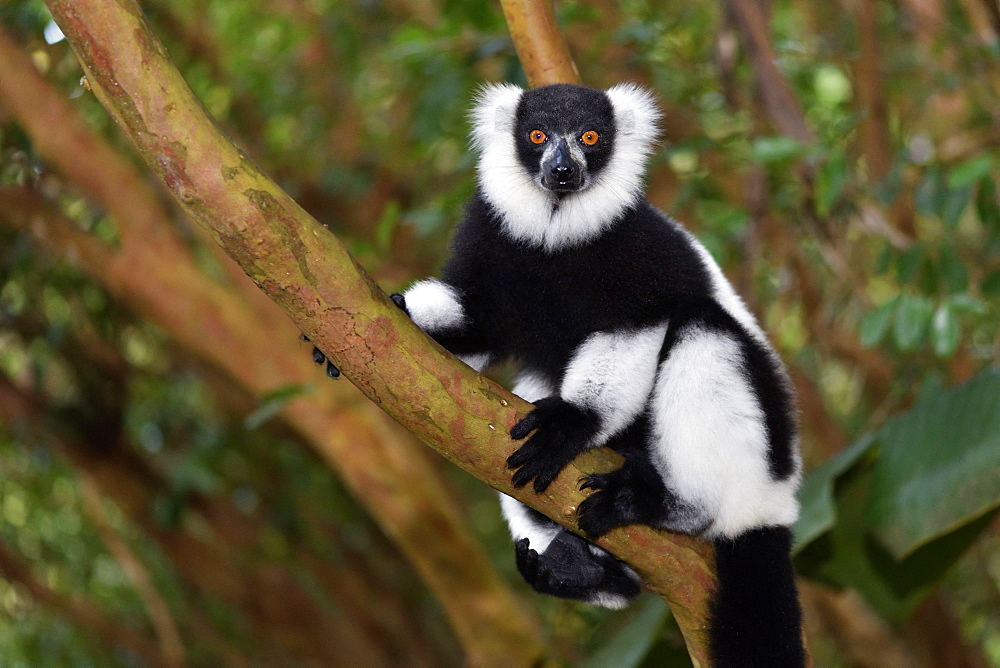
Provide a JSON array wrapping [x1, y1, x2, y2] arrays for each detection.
[[506, 397, 599, 493], [509, 412, 540, 440], [389, 292, 408, 314], [514, 537, 539, 582], [302, 334, 341, 380]]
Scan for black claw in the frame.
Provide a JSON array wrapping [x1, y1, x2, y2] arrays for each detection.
[[511, 468, 532, 489], [506, 441, 537, 469], [580, 472, 610, 492], [325, 361, 341, 379], [510, 414, 538, 440], [312, 347, 326, 365], [533, 474, 555, 494]]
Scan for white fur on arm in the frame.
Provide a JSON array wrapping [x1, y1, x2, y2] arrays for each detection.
[[560, 325, 668, 444], [403, 279, 467, 333]]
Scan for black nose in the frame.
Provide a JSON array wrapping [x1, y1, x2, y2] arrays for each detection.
[[549, 143, 575, 181], [550, 162, 575, 181], [541, 139, 584, 192]]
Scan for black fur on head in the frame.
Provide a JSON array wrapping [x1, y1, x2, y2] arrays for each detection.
[[470, 81, 661, 250], [514, 84, 617, 193]]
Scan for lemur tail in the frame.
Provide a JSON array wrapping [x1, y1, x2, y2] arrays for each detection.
[[709, 526, 805, 667]]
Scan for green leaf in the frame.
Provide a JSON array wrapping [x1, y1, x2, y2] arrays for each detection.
[[912, 168, 971, 225], [982, 271, 1000, 297], [895, 242, 925, 284], [940, 185, 971, 228], [947, 155, 993, 189], [798, 460, 998, 623], [816, 150, 849, 216], [937, 244, 969, 293], [750, 136, 807, 164], [914, 169, 943, 217], [245, 383, 312, 429], [866, 367, 1000, 558], [793, 434, 876, 553], [814, 65, 852, 107], [975, 175, 1000, 232], [948, 293, 988, 315], [930, 303, 960, 357], [873, 243, 893, 276], [892, 293, 933, 350], [584, 597, 670, 668], [858, 298, 897, 348]]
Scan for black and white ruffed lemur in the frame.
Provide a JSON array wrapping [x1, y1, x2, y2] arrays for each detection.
[[312, 82, 804, 666]]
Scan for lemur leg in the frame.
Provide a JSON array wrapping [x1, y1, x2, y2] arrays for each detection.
[[579, 322, 799, 539], [503, 371, 643, 608], [508, 325, 667, 492]]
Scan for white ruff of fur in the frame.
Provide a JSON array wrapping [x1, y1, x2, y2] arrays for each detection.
[[471, 83, 662, 252]]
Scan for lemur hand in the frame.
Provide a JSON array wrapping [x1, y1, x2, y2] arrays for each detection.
[[303, 292, 409, 379], [507, 397, 598, 493], [301, 334, 342, 379], [389, 292, 408, 313]]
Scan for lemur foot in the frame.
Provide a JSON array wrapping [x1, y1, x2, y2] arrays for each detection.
[[577, 462, 665, 538], [578, 461, 708, 538], [515, 533, 642, 605], [515, 534, 603, 596], [300, 293, 407, 380], [508, 397, 598, 493]]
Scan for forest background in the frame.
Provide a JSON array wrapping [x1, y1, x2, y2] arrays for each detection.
[[0, 0, 998, 665]]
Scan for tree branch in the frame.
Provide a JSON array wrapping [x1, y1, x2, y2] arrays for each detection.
[[726, 0, 815, 144], [77, 477, 186, 668], [0, 26, 546, 665], [500, 0, 581, 86], [43, 1, 717, 663], [843, 0, 893, 182]]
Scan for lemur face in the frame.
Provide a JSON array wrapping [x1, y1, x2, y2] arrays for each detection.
[[472, 82, 660, 249], [514, 84, 616, 194]]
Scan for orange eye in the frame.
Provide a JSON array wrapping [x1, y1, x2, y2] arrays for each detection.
[[581, 130, 600, 146], [529, 130, 547, 144]]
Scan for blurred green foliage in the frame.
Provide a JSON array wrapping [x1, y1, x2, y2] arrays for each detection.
[[1, 0, 999, 664]]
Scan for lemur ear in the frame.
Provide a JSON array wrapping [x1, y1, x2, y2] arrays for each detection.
[[605, 83, 662, 141], [470, 83, 524, 151]]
